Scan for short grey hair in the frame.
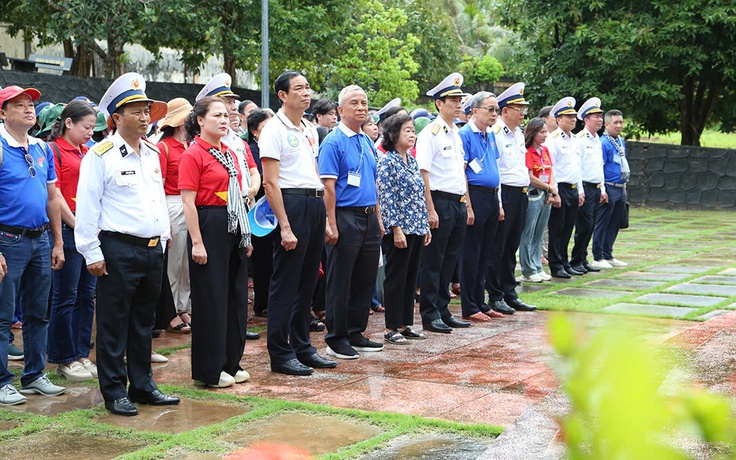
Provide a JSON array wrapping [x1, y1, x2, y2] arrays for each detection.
[[470, 91, 497, 109], [604, 109, 623, 124], [338, 85, 366, 107]]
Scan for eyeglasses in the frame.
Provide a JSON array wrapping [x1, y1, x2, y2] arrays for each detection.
[[24, 153, 37, 178], [508, 106, 528, 115], [478, 106, 500, 114]]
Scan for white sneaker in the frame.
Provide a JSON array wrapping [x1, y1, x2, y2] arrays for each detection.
[[537, 271, 552, 281], [0, 384, 27, 405], [209, 371, 236, 388], [20, 374, 66, 396], [151, 353, 169, 363], [234, 370, 250, 383], [591, 259, 613, 269], [80, 359, 98, 378], [606, 258, 628, 267], [56, 362, 94, 382], [521, 274, 544, 283]]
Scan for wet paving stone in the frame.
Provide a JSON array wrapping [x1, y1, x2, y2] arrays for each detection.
[[647, 265, 711, 274], [97, 398, 247, 434], [0, 431, 146, 460], [554, 288, 634, 298], [221, 412, 381, 456], [603, 303, 696, 318], [516, 283, 553, 294], [615, 271, 689, 282], [692, 276, 736, 285], [697, 310, 731, 321], [719, 268, 736, 276], [638, 293, 725, 308], [584, 279, 665, 290], [2, 385, 102, 416], [666, 283, 736, 297], [359, 434, 493, 460]]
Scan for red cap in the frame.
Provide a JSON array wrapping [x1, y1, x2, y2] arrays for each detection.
[[0, 86, 42, 107]]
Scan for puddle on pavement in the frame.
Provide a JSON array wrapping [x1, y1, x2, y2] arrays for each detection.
[[0, 431, 145, 460], [359, 434, 492, 460], [222, 412, 381, 456], [97, 398, 246, 434], [163, 448, 223, 460], [3, 386, 102, 415]]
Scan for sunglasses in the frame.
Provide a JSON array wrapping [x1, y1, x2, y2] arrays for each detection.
[[478, 106, 500, 114], [25, 153, 37, 178]]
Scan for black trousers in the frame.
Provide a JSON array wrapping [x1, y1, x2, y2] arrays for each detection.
[[154, 249, 177, 330], [420, 194, 467, 323], [461, 187, 499, 316], [382, 233, 423, 330], [571, 183, 601, 266], [593, 185, 627, 261], [547, 183, 579, 272], [486, 185, 528, 302], [267, 194, 325, 363], [96, 233, 162, 402], [324, 208, 381, 349], [251, 231, 274, 314], [189, 207, 248, 385]]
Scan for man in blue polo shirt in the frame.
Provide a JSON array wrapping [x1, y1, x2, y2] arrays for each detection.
[[0, 85, 66, 406], [319, 84, 384, 360], [459, 91, 505, 323]]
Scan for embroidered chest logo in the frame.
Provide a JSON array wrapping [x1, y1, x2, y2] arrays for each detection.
[[36, 156, 46, 168], [287, 134, 299, 148]]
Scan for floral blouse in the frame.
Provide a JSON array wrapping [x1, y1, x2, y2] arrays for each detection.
[[377, 150, 429, 236]]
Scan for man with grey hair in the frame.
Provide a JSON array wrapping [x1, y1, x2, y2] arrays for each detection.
[[318, 85, 384, 359], [458, 91, 504, 322]]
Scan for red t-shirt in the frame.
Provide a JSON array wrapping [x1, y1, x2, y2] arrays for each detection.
[[157, 136, 188, 195], [51, 137, 88, 213], [525, 144, 553, 184], [179, 136, 243, 207]]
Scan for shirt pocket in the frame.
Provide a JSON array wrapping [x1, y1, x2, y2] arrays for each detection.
[[115, 171, 139, 187]]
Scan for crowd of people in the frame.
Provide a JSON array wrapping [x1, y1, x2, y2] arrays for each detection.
[[0, 69, 630, 415]]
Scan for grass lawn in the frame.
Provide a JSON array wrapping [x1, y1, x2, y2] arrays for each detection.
[[638, 129, 736, 149]]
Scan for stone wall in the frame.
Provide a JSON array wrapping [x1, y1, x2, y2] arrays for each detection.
[[627, 141, 736, 210]]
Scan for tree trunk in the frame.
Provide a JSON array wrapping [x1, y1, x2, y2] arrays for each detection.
[[104, 36, 126, 79], [680, 76, 700, 146], [222, 22, 238, 87]]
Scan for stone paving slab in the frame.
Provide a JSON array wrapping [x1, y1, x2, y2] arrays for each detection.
[[584, 279, 665, 290], [602, 303, 697, 318], [666, 283, 736, 297], [554, 288, 634, 298], [719, 268, 736, 276], [647, 265, 710, 274], [697, 310, 731, 321], [360, 434, 493, 460], [1, 385, 102, 416], [615, 271, 689, 282], [0, 431, 146, 460], [692, 276, 736, 285], [637, 293, 725, 308]]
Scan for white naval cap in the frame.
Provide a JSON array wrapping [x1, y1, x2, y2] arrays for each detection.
[[497, 82, 529, 109], [426, 72, 469, 100], [98, 72, 167, 124], [551, 97, 577, 118], [196, 73, 240, 102], [375, 98, 402, 122], [578, 97, 603, 120], [462, 95, 473, 114]]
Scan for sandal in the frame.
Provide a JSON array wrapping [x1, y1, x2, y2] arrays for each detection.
[[401, 327, 427, 340], [371, 305, 385, 313], [168, 322, 191, 334], [310, 317, 325, 332], [384, 330, 409, 345], [178, 312, 192, 327]]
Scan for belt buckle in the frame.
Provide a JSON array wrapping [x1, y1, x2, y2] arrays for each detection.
[[460, 196, 467, 203], [521, 187, 528, 194], [571, 184, 577, 189], [148, 238, 159, 248], [596, 183, 601, 189]]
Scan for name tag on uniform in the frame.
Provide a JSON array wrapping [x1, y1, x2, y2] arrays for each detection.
[[469, 158, 483, 174], [441, 145, 453, 158], [120, 170, 136, 175], [347, 171, 361, 187]]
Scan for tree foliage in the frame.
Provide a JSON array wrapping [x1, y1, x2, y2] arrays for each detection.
[[496, 0, 736, 145]]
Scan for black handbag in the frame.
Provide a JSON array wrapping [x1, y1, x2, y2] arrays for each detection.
[[620, 202, 630, 229]]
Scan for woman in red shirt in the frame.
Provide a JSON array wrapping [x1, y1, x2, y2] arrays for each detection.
[[179, 96, 253, 389], [519, 117, 559, 283], [46, 99, 98, 382]]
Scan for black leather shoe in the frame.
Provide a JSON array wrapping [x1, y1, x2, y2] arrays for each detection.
[[271, 358, 314, 375], [245, 331, 260, 340], [490, 300, 515, 315], [506, 298, 538, 312], [583, 262, 601, 272], [129, 389, 180, 406], [105, 397, 138, 416], [565, 266, 584, 276], [298, 353, 337, 369], [423, 319, 453, 333], [551, 269, 571, 279], [570, 264, 588, 274], [443, 316, 471, 328]]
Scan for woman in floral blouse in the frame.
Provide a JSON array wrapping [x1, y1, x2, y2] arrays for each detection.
[[377, 113, 431, 344]]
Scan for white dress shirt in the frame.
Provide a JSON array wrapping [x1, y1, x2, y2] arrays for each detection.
[[75, 131, 170, 264], [547, 127, 583, 194], [492, 119, 530, 187], [223, 127, 251, 189], [415, 116, 467, 195], [577, 129, 606, 194]]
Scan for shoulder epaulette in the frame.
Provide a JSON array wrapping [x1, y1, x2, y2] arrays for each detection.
[[492, 125, 502, 134], [576, 131, 586, 138], [92, 140, 114, 156], [551, 131, 560, 138], [142, 138, 160, 154], [430, 124, 441, 135]]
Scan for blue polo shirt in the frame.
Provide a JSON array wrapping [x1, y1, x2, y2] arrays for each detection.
[[318, 123, 378, 207], [459, 120, 500, 188], [0, 124, 56, 228], [601, 134, 626, 183]]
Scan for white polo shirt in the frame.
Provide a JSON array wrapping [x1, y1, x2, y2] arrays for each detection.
[[492, 119, 530, 187], [577, 129, 606, 193], [548, 127, 583, 193], [258, 109, 323, 190], [415, 116, 467, 196]]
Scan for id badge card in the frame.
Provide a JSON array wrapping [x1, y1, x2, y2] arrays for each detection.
[[540, 174, 550, 183], [347, 171, 362, 187], [469, 158, 483, 174]]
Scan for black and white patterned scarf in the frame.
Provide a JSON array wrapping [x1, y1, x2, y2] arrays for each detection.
[[206, 146, 251, 248], [603, 132, 630, 182]]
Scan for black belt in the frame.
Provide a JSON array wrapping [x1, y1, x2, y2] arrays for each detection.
[[431, 191, 466, 202], [604, 182, 626, 188], [281, 188, 324, 198], [529, 189, 545, 196], [558, 182, 577, 189], [468, 185, 499, 194], [583, 182, 601, 188], [338, 206, 376, 215], [0, 223, 48, 238], [100, 231, 161, 248], [502, 185, 529, 194]]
